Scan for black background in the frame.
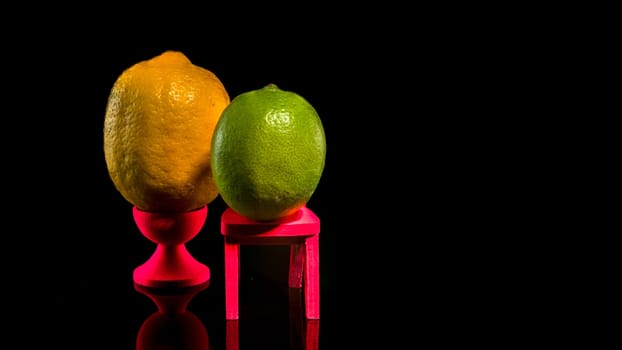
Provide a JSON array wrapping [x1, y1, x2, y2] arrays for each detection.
[[11, 27, 407, 348], [6, 11, 521, 348], [32, 43, 351, 348]]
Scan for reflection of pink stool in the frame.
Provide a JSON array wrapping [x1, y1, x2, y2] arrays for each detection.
[[221, 206, 320, 320]]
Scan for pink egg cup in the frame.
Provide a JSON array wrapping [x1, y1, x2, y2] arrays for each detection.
[[132, 205, 210, 288]]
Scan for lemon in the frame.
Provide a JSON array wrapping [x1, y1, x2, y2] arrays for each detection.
[[211, 83, 326, 221], [104, 50, 230, 212]]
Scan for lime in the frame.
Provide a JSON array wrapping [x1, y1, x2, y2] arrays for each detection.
[[211, 83, 326, 221]]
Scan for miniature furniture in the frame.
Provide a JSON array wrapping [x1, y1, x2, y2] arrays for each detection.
[[221, 206, 320, 320]]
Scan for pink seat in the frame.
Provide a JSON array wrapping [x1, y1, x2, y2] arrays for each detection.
[[220, 206, 321, 320]]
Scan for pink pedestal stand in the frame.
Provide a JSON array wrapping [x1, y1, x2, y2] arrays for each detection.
[[135, 282, 210, 350], [133, 205, 210, 288], [221, 206, 321, 320]]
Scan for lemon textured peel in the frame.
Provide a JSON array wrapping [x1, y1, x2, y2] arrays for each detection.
[[104, 51, 230, 212]]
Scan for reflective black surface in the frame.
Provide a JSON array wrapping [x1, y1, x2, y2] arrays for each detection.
[[130, 282, 320, 350], [38, 197, 340, 349], [13, 31, 474, 348], [23, 39, 350, 348]]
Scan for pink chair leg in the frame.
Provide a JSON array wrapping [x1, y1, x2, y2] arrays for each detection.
[[289, 243, 305, 288], [304, 234, 320, 319], [225, 241, 240, 320]]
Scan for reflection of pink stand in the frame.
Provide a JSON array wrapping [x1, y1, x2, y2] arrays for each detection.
[[221, 206, 320, 320], [133, 205, 210, 288], [135, 281, 210, 350], [225, 288, 320, 349], [225, 319, 320, 350]]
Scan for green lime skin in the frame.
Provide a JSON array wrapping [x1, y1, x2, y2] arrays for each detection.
[[211, 84, 326, 221]]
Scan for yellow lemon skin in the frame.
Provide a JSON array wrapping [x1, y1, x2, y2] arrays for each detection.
[[104, 51, 230, 212], [211, 83, 326, 221]]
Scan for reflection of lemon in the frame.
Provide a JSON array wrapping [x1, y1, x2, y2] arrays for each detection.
[[104, 51, 230, 212], [211, 84, 326, 221]]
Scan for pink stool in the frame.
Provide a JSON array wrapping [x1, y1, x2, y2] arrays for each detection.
[[221, 206, 320, 320]]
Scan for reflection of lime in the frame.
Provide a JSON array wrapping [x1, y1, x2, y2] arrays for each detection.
[[211, 84, 326, 221], [104, 51, 230, 212]]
